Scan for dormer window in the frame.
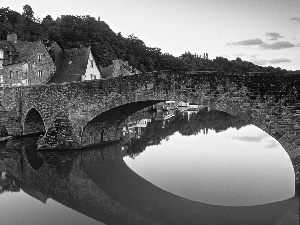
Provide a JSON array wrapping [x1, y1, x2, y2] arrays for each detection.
[[37, 53, 43, 62], [38, 69, 42, 77]]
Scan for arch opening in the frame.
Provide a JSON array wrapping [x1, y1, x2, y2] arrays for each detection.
[[23, 108, 45, 136], [81, 100, 163, 146]]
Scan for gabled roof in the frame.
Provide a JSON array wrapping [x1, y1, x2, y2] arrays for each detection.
[[123, 64, 132, 72], [133, 68, 142, 74], [0, 39, 40, 63], [101, 60, 142, 78], [15, 41, 39, 63], [47, 74, 81, 84], [121, 66, 131, 76], [55, 47, 90, 76], [14, 40, 30, 52]]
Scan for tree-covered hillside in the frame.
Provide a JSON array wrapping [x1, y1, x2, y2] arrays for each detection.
[[0, 5, 289, 74]]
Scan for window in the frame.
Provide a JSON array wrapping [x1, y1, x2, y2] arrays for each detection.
[[37, 54, 43, 62], [9, 71, 12, 78], [38, 69, 42, 77], [90, 60, 94, 68], [16, 70, 18, 78]]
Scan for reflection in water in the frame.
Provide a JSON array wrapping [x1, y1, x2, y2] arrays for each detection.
[[23, 137, 44, 170], [0, 108, 298, 225], [124, 125, 295, 206]]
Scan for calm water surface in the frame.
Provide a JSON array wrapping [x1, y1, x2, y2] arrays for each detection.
[[0, 108, 298, 225], [124, 125, 295, 207]]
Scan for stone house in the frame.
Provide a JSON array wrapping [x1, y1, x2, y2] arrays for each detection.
[[0, 33, 55, 87], [47, 44, 101, 84], [101, 59, 141, 78]]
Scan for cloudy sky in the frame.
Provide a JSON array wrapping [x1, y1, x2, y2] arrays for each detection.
[[2, 0, 300, 70]]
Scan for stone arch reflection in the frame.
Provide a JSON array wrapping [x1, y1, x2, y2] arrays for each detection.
[[0, 123, 296, 224], [23, 137, 44, 170], [210, 101, 300, 179], [122, 108, 296, 204], [82, 145, 296, 225], [23, 108, 45, 136]]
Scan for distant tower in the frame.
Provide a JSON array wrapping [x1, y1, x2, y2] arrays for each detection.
[[98, 16, 100, 21]]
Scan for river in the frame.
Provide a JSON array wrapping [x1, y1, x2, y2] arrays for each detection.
[[0, 106, 298, 224]]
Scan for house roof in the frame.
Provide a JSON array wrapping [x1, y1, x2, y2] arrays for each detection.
[[16, 41, 39, 63], [101, 59, 142, 78], [123, 64, 132, 72], [133, 68, 142, 74], [0, 39, 39, 63], [55, 47, 90, 76], [121, 66, 131, 76], [47, 74, 81, 84]]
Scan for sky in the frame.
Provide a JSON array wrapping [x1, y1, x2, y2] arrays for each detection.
[[2, 0, 300, 70]]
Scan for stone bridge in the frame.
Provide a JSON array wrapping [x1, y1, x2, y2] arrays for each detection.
[[0, 71, 300, 158]]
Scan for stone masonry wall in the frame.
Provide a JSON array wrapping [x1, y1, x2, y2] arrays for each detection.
[[2, 63, 28, 87], [26, 41, 55, 85], [1, 71, 300, 164]]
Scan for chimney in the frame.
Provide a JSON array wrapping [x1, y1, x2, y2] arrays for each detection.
[[7, 33, 17, 44]]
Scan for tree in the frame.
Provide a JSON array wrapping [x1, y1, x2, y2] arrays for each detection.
[[22, 4, 34, 22], [42, 15, 53, 24], [236, 57, 242, 62], [0, 6, 287, 73]]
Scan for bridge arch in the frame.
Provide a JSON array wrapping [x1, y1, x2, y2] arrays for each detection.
[[81, 100, 163, 146], [23, 108, 46, 136]]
